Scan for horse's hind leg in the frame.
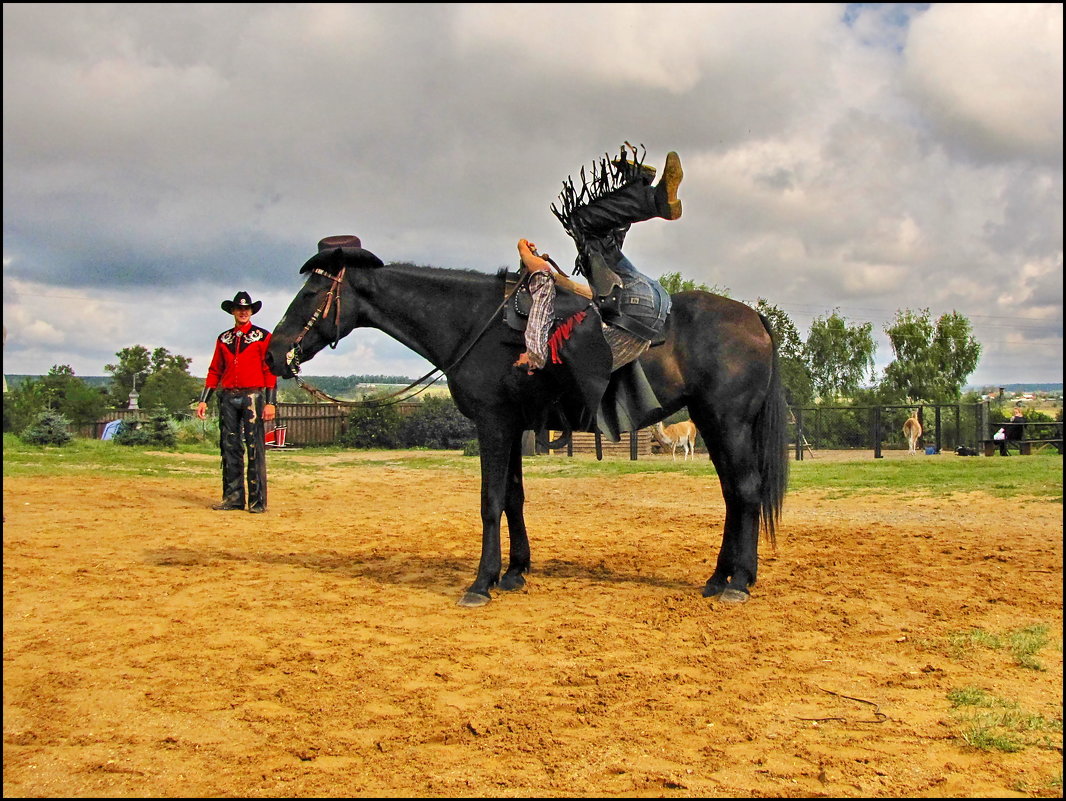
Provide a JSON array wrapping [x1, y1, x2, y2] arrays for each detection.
[[500, 430, 531, 592]]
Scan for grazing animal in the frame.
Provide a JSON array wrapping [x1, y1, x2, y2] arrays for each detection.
[[653, 420, 698, 460], [903, 413, 922, 454], [266, 244, 788, 607]]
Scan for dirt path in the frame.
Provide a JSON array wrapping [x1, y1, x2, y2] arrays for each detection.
[[3, 452, 1062, 797]]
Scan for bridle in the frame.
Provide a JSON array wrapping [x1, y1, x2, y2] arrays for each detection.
[[289, 266, 346, 356], [283, 263, 531, 408]]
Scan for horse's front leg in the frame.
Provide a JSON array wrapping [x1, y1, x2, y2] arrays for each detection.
[[500, 429, 531, 592], [700, 420, 761, 604], [458, 422, 514, 608]]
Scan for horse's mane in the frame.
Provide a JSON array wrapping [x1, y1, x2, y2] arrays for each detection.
[[384, 261, 507, 285]]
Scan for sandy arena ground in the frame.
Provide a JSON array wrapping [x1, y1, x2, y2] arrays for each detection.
[[3, 449, 1062, 797]]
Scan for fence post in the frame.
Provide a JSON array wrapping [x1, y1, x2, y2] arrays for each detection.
[[873, 406, 883, 458], [955, 404, 962, 449], [794, 407, 804, 461], [934, 406, 942, 454], [629, 430, 638, 460], [595, 430, 603, 461]]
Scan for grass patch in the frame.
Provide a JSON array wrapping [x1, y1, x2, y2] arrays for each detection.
[[946, 624, 1055, 671], [1012, 771, 1063, 796], [947, 686, 1063, 754], [784, 453, 1062, 501], [3, 435, 1063, 502]]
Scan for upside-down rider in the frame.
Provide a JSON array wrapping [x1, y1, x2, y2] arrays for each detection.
[[513, 144, 683, 435]]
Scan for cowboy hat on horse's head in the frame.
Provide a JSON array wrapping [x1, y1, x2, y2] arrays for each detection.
[[221, 291, 262, 314]]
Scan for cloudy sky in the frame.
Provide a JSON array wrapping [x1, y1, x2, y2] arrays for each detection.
[[3, 3, 1062, 387]]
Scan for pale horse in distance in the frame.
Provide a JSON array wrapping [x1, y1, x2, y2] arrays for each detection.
[[903, 412, 922, 455], [653, 420, 699, 461]]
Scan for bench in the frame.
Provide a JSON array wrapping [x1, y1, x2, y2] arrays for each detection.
[[982, 431, 1063, 456]]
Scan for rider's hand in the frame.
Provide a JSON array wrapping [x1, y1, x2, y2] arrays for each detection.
[[263, 404, 276, 421], [196, 401, 208, 420]]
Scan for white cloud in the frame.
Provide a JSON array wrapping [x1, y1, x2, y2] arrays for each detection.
[[2, 3, 1061, 386], [903, 3, 1063, 163]]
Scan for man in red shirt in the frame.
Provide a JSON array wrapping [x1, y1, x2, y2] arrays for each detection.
[[196, 291, 277, 513]]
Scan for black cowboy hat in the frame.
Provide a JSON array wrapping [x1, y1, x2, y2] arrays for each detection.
[[221, 291, 262, 314]]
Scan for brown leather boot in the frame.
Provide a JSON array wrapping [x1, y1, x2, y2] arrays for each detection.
[[655, 151, 683, 220]]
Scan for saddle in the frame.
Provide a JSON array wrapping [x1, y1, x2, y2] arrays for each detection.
[[499, 268, 593, 334], [497, 269, 665, 441]]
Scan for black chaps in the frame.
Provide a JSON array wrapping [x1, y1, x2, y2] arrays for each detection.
[[218, 389, 267, 511]]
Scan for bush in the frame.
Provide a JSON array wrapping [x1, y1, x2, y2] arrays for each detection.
[[20, 410, 73, 446], [113, 419, 152, 446], [462, 439, 480, 457], [400, 396, 476, 449], [113, 409, 177, 448], [174, 416, 218, 445], [339, 402, 403, 448]]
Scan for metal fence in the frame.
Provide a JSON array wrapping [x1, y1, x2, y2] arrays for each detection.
[[789, 401, 1013, 460]]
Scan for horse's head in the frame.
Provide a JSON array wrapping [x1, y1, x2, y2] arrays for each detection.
[[266, 240, 385, 378]]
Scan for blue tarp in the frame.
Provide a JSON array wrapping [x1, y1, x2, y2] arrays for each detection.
[[101, 419, 123, 440]]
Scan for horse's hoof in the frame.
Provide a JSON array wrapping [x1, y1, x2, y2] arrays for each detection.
[[499, 573, 526, 592], [457, 592, 491, 608], [702, 581, 726, 598], [716, 588, 750, 605]]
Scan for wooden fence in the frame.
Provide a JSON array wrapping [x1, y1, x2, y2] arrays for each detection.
[[78, 402, 425, 446]]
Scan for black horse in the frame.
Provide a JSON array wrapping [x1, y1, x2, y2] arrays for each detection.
[[266, 244, 787, 607]]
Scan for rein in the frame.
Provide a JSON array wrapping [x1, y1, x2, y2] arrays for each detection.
[[285, 265, 531, 408]]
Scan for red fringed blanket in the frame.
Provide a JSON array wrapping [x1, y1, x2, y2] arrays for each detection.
[[547, 310, 587, 365]]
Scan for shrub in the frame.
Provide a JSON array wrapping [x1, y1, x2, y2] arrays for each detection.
[[399, 396, 476, 449], [462, 439, 480, 457], [173, 416, 219, 445], [112, 409, 176, 448], [113, 419, 152, 446], [339, 402, 403, 448], [20, 410, 73, 446]]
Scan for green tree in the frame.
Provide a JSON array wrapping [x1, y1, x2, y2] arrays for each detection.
[[752, 298, 814, 406], [3, 365, 105, 433], [3, 378, 50, 433], [805, 310, 876, 401], [40, 365, 108, 427], [880, 309, 981, 403], [140, 364, 201, 415], [104, 345, 151, 408], [657, 271, 730, 297], [105, 345, 199, 412], [20, 409, 73, 446]]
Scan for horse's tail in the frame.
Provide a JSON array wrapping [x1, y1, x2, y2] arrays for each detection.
[[755, 314, 789, 545]]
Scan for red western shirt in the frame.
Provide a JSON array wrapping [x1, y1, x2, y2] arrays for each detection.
[[205, 322, 278, 391]]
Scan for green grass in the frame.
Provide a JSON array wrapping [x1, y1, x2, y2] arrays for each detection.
[[946, 624, 1057, 671], [3, 435, 1062, 502], [947, 685, 1063, 754]]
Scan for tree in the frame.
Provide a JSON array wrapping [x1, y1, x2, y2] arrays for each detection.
[[804, 310, 876, 401], [880, 309, 981, 403], [751, 298, 814, 406], [3, 365, 106, 433], [3, 378, 50, 433], [105, 345, 199, 412], [657, 271, 730, 297], [140, 363, 201, 415], [40, 364, 108, 427], [104, 345, 151, 408]]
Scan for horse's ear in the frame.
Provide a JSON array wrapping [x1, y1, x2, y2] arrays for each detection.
[[299, 246, 385, 275]]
